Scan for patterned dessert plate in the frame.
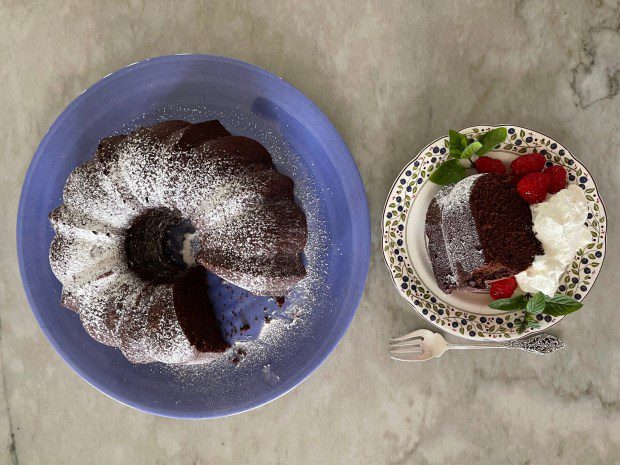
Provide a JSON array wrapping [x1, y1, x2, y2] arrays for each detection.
[[383, 125, 607, 340]]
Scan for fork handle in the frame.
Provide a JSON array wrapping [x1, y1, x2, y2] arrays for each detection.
[[448, 333, 565, 355], [448, 343, 506, 350]]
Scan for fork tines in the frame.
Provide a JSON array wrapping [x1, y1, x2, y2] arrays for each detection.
[[388, 336, 425, 361]]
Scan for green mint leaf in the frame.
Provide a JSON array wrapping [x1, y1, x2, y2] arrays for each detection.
[[476, 127, 507, 157], [461, 141, 483, 159], [488, 294, 528, 311], [448, 130, 468, 158], [526, 292, 546, 315], [459, 132, 468, 149], [429, 159, 466, 185], [542, 294, 583, 316]]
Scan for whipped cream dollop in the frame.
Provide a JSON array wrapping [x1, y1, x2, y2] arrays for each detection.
[[516, 184, 591, 297]]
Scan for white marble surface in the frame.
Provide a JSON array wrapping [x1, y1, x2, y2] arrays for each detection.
[[1, 1, 619, 464]]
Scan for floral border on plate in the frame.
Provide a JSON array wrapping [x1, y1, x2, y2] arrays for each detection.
[[382, 125, 607, 340]]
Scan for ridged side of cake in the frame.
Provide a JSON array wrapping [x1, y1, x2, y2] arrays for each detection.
[[49, 120, 308, 364]]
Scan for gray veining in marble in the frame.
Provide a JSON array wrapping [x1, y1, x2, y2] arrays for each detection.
[[1, 1, 619, 464]]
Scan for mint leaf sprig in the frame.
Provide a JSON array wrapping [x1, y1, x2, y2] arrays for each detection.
[[489, 292, 583, 334], [430, 127, 508, 185]]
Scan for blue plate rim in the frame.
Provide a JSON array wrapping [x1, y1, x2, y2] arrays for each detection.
[[16, 54, 371, 418]]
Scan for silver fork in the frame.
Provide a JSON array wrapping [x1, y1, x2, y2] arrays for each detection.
[[389, 329, 564, 362]]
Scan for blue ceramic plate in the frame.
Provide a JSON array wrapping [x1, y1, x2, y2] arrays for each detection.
[[17, 55, 370, 418]]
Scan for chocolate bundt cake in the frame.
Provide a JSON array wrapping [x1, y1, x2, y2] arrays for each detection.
[[49, 120, 307, 364], [425, 173, 542, 294]]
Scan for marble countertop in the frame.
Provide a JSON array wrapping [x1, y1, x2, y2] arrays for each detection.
[[1, 1, 618, 464]]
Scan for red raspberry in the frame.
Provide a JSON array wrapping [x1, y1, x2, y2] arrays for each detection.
[[474, 156, 506, 175], [510, 152, 546, 175], [517, 172, 550, 204], [490, 276, 517, 300], [544, 165, 567, 194]]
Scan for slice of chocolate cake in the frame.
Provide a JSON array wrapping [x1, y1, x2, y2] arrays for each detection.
[[425, 173, 542, 294]]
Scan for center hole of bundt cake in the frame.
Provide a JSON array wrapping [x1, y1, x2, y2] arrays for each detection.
[[124, 208, 197, 284]]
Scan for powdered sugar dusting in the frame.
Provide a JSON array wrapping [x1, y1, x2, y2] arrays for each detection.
[[129, 104, 332, 385], [435, 173, 485, 284], [114, 126, 307, 295], [50, 107, 329, 369], [161, 158, 330, 381]]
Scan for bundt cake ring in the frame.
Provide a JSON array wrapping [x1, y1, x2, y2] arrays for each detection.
[[49, 119, 308, 365]]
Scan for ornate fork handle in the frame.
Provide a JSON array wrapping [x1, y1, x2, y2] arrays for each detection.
[[449, 333, 565, 355], [504, 333, 565, 354]]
